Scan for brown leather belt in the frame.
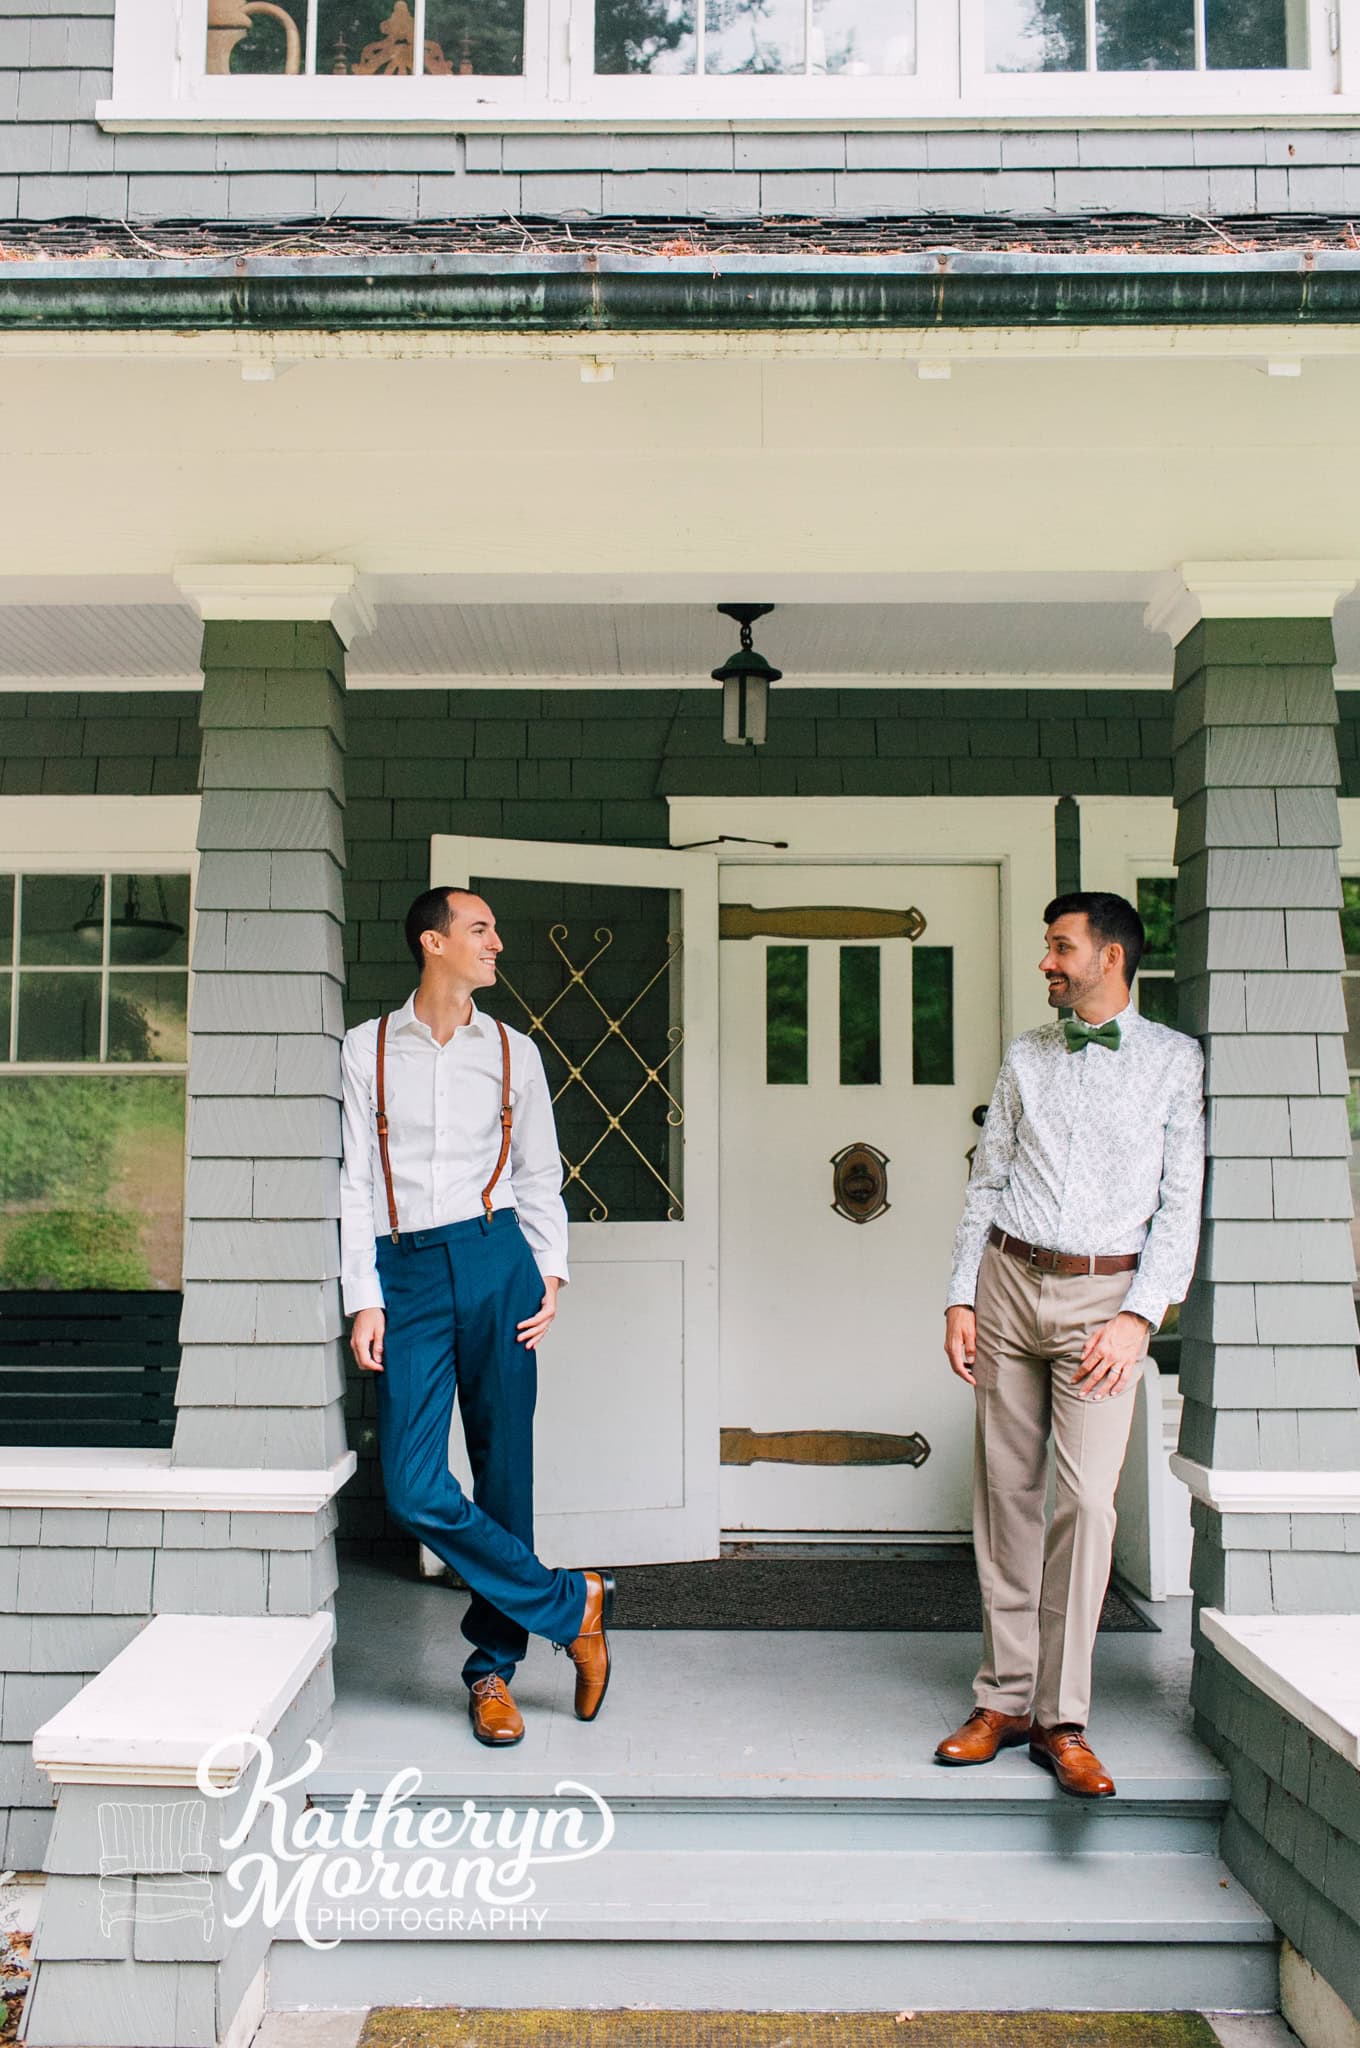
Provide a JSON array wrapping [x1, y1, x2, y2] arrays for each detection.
[[988, 1223, 1138, 1278]]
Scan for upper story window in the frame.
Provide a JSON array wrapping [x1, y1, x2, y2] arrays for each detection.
[[100, 0, 1347, 124], [985, 0, 1308, 74]]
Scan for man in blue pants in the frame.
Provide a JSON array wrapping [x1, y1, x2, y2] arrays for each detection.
[[340, 884, 613, 1747]]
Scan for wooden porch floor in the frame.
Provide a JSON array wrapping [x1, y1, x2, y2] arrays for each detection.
[[316, 1554, 1221, 1803]]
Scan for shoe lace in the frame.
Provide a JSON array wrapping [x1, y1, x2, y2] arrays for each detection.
[[471, 1675, 507, 1700]]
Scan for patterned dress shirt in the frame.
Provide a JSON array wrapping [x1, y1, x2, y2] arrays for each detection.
[[946, 998, 1205, 1331]]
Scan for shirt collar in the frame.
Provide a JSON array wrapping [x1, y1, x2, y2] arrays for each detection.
[[391, 990, 491, 1041]]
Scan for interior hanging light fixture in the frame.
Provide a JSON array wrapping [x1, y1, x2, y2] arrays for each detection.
[[73, 874, 185, 961], [712, 603, 781, 748]]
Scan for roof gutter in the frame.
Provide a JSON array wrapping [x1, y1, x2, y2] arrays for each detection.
[[5, 247, 1360, 330]]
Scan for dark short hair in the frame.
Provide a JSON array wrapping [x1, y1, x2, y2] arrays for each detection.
[[1043, 890, 1145, 986], [403, 886, 480, 972]]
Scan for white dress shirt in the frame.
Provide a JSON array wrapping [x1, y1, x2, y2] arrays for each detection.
[[947, 998, 1205, 1331], [339, 990, 570, 1315]]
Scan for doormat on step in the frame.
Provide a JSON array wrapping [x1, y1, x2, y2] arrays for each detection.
[[607, 1557, 1156, 1632], [361, 2011, 1218, 2048]]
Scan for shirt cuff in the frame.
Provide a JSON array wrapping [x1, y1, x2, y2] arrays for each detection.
[[342, 1275, 386, 1316], [1119, 1280, 1166, 1331]]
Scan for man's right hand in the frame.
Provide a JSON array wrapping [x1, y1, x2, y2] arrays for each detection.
[[944, 1305, 977, 1387], [351, 1308, 386, 1373]]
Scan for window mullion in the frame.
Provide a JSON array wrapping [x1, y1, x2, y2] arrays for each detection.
[[696, 0, 706, 76], [804, 0, 812, 73], [100, 872, 110, 1063], [412, 0, 426, 76], [1194, 0, 1207, 69], [304, 0, 318, 76], [1085, 0, 1098, 70], [9, 875, 18, 1063]]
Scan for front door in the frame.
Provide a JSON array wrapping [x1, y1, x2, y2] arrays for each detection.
[[719, 862, 1001, 1534]]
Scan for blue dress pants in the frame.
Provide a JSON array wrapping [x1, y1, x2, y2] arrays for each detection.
[[373, 1209, 587, 1687]]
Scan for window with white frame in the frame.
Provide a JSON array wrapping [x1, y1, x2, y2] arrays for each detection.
[[0, 868, 190, 1294], [100, 0, 1347, 125]]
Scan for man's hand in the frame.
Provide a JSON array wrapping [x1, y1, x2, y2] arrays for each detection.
[[351, 1308, 386, 1373], [1074, 1310, 1149, 1400], [517, 1275, 561, 1353], [944, 1304, 977, 1386]]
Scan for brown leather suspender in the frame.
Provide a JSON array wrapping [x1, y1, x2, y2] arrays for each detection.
[[375, 1013, 513, 1243], [375, 1014, 400, 1243], [484, 1018, 514, 1222]]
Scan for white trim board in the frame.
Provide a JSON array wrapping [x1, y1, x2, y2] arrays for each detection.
[[1201, 1608, 1360, 1768], [32, 1610, 335, 1786], [0, 1447, 357, 1513], [0, 795, 201, 860], [1171, 1456, 1360, 1515]]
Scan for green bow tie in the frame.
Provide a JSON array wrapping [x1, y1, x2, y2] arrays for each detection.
[[1063, 1016, 1122, 1054]]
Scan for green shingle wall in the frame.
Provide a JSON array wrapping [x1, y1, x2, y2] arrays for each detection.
[[340, 684, 1197, 1024], [0, 691, 201, 794]]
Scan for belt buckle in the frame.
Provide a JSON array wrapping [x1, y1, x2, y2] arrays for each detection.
[[1025, 1241, 1041, 1269]]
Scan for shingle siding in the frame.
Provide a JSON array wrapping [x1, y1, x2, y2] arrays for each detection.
[[1195, 1639, 1360, 2023], [4, 10, 1360, 222]]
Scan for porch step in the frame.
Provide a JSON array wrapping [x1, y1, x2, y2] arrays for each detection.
[[268, 1842, 1275, 2012]]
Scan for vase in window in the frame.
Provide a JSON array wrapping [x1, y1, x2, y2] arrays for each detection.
[[206, 0, 303, 74]]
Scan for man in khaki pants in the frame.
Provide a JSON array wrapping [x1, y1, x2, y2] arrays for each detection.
[[938, 892, 1204, 1797]]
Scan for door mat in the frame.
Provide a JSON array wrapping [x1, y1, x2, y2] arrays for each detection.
[[608, 1558, 1156, 1633], [361, 2011, 1220, 2048]]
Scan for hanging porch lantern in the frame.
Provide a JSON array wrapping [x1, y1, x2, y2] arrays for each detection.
[[712, 603, 781, 747]]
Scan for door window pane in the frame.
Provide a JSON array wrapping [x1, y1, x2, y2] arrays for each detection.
[[596, 0, 697, 71], [912, 946, 954, 1085], [16, 974, 102, 1062], [472, 875, 683, 1221], [0, 876, 13, 967], [20, 874, 103, 967], [706, 0, 805, 71], [839, 946, 881, 1085], [985, 0, 1085, 70], [766, 945, 809, 1086]]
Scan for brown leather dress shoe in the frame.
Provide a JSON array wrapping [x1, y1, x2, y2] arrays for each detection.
[[935, 1707, 1033, 1766], [468, 1674, 525, 1747], [1029, 1723, 1116, 1797], [564, 1569, 614, 1722]]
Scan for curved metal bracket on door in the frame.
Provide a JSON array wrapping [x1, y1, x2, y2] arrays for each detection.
[[830, 1141, 890, 1225]]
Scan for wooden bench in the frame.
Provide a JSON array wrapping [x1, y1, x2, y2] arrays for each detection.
[[0, 1291, 181, 1446]]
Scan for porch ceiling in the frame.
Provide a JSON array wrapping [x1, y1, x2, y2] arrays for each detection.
[[0, 598, 1185, 686], [6, 594, 1360, 688]]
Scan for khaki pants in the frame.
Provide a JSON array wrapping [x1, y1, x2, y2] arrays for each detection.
[[971, 1238, 1148, 1730]]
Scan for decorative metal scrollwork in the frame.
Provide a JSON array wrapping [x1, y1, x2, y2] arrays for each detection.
[[830, 1141, 891, 1225], [494, 924, 685, 1224]]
